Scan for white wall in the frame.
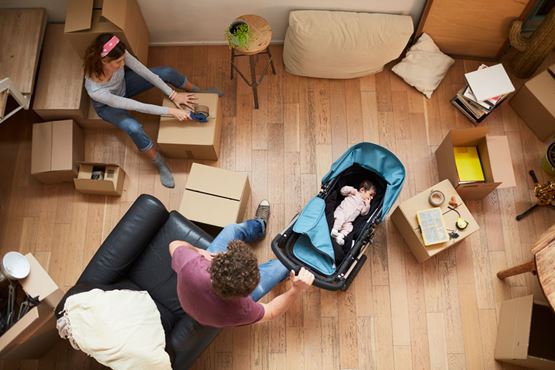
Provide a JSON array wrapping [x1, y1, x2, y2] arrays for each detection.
[[1, 0, 426, 44]]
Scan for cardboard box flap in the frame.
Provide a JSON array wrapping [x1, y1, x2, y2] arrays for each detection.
[[31, 123, 52, 175], [21, 254, 60, 305], [486, 136, 516, 188], [101, 0, 128, 30], [186, 163, 247, 200], [65, 0, 94, 32], [449, 127, 489, 146], [78, 161, 123, 169], [436, 134, 460, 185], [181, 190, 243, 228], [51, 120, 75, 172], [495, 295, 533, 360]]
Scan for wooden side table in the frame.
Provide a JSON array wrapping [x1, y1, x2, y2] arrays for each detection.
[[230, 14, 276, 109], [497, 223, 555, 311]]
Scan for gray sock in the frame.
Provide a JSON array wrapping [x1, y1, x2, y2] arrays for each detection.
[[190, 85, 224, 97], [153, 152, 175, 188]]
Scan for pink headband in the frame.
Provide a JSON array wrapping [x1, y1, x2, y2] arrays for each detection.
[[100, 36, 120, 57]]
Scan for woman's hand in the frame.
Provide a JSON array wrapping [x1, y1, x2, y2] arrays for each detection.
[[172, 92, 198, 110], [168, 107, 191, 121]]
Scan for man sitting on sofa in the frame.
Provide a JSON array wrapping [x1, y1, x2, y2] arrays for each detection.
[[169, 200, 315, 327]]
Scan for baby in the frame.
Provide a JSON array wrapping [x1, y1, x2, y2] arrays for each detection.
[[331, 180, 376, 246]]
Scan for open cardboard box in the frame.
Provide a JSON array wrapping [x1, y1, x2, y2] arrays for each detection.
[[179, 163, 251, 229], [0, 254, 64, 361], [158, 94, 222, 160], [495, 295, 555, 369], [64, 0, 149, 63], [435, 127, 516, 200], [510, 64, 555, 142], [31, 120, 84, 184], [73, 162, 125, 196]]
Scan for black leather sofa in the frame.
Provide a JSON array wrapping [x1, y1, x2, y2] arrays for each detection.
[[56, 194, 219, 369]]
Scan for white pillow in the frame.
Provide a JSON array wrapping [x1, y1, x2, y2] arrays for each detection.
[[391, 33, 454, 98], [57, 289, 171, 370]]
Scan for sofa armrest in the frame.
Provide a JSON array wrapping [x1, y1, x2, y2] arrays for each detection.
[[167, 210, 213, 250], [77, 194, 169, 285]]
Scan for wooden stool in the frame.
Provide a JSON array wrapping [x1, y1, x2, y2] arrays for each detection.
[[497, 223, 555, 310], [230, 14, 276, 109]]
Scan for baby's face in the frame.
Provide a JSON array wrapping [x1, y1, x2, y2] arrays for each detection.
[[360, 188, 375, 201]]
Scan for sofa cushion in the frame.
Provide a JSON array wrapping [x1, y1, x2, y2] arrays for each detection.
[[391, 33, 455, 98], [59, 289, 171, 370], [283, 10, 413, 79]]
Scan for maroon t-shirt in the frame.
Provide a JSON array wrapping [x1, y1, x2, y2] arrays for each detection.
[[171, 246, 265, 328]]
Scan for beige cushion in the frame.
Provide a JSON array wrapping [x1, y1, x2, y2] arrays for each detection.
[[59, 289, 171, 370], [283, 10, 413, 79], [391, 33, 455, 98]]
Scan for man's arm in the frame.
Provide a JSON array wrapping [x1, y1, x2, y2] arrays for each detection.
[[169, 240, 213, 261], [257, 268, 315, 323]]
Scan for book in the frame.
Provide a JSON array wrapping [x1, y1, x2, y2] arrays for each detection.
[[450, 96, 486, 124], [453, 146, 485, 183], [417, 208, 450, 246], [456, 88, 487, 118], [464, 64, 515, 102]]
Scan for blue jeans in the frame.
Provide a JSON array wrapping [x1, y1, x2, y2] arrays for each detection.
[[207, 219, 289, 301], [93, 66, 188, 151]]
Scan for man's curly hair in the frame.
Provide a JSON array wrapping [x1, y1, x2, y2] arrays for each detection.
[[209, 240, 260, 299]]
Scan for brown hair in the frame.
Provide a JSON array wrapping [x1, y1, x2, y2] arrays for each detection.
[[209, 240, 260, 299], [83, 33, 127, 78], [360, 180, 376, 193]]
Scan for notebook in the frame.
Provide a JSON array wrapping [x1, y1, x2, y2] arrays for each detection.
[[417, 208, 450, 246], [464, 64, 515, 102], [453, 146, 485, 183]]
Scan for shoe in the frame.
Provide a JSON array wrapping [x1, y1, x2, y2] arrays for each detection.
[[255, 200, 271, 226], [331, 229, 340, 238]]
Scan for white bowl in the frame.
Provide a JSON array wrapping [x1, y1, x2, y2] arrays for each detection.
[[2, 252, 31, 280]]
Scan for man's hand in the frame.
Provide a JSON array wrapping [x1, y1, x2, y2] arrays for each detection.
[[172, 92, 198, 110], [290, 268, 315, 292]]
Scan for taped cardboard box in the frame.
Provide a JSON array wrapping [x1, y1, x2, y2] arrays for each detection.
[[0, 254, 64, 361], [390, 180, 479, 263], [31, 120, 84, 184], [510, 64, 555, 142], [179, 163, 251, 229], [495, 295, 555, 370], [435, 127, 516, 200], [33, 24, 88, 123], [64, 0, 149, 63], [158, 94, 222, 160], [74, 162, 125, 196]]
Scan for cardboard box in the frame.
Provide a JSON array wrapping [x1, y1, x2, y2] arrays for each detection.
[[435, 127, 516, 200], [0, 254, 64, 360], [391, 180, 480, 263], [158, 94, 222, 160], [179, 163, 251, 228], [74, 162, 125, 196], [31, 120, 84, 184], [64, 0, 149, 63], [32, 24, 88, 122], [510, 64, 555, 142], [495, 295, 555, 369]]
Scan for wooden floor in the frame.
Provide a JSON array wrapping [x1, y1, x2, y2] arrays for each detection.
[[1, 45, 554, 370]]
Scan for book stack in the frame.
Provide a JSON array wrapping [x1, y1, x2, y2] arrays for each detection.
[[451, 64, 515, 124]]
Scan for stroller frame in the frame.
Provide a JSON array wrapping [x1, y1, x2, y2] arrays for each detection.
[[272, 164, 386, 291]]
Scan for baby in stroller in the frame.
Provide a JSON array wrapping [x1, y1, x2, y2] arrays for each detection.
[[330, 180, 376, 246]]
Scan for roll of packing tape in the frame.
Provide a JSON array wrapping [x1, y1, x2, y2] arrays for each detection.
[[428, 190, 445, 206]]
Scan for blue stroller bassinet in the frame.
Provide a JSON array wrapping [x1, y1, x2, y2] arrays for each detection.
[[272, 142, 405, 291]]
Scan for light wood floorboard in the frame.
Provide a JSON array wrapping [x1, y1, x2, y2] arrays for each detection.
[[1, 46, 553, 370]]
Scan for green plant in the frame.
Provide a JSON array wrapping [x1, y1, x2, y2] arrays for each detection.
[[225, 21, 249, 49]]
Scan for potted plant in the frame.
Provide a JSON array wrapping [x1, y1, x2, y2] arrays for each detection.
[[225, 19, 249, 49]]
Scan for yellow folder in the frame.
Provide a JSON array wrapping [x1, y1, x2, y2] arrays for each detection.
[[453, 146, 485, 183]]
